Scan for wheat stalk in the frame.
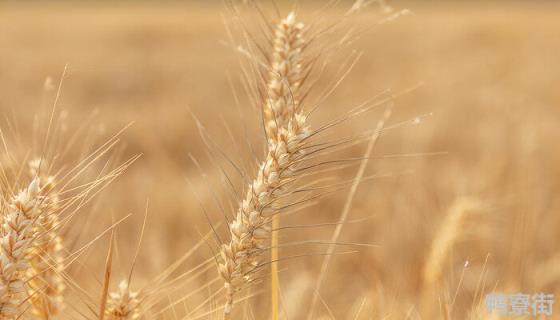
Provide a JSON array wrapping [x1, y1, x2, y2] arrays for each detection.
[[0, 178, 45, 318], [26, 160, 66, 319], [218, 112, 310, 318], [105, 280, 140, 320]]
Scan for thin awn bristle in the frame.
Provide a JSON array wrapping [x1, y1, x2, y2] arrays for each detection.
[[105, 280, 140, 320], [26, 160, 66, 319]]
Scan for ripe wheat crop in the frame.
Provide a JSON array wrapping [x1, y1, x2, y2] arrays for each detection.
[[0, 1, 558, 319]]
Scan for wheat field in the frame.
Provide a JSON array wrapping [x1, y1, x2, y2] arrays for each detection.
[[0, 1, 559, 319]]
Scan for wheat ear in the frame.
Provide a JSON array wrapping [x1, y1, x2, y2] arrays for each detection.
[[264, 12, 305, 141], [423, 197, 481, 288], [218, 112, 310, 318], [0, 178, 44, 318], [105, 280, 140, 320], [26, 164, 66, 319], [264, 12, 306, 320], [421, 197, 482, 317]]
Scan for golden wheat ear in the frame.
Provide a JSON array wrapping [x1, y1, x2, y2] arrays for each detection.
[[264, 12, 306, 142], [420, 197, 483, 317], [215, 9, 312, 317], [218, 113, 311, 317], [105, 280, 141, 320], [25, 160, 66, 319], [0, 178, 46, 318], [104, 203, 148, 320], [216, 8, 381, 317], [210, 3, 420, 318], [262, 12, 307, 320]]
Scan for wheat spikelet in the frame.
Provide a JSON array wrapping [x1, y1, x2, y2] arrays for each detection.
[[0, 178, 44, 318], [263, 12, 305, 141], [218, 112, 310, 317], [26, 160, 66, 319], [105, 280, 140, 320]]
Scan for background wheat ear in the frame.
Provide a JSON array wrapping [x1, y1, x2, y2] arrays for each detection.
[[105, 280, 140, 320], [421, 197, 483, 316], [104, 204, 148, 320], [218, 113, 311, 317]]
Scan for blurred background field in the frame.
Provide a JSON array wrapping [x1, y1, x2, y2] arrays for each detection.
[[1, 1, 559, 318]]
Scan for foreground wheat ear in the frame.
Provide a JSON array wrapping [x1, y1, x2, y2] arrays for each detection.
[[218, 12, 309, 318], [264, 12, 305, 141], [27, 160, 66, 319], [218, 113, 310, 317], [0, 178, 46, 317]]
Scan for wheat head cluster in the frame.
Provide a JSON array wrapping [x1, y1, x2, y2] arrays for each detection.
[[0, 1, 556, 320], [0, 5, 377, 319]]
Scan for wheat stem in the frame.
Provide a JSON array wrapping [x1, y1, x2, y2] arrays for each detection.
[[271, 214, 280, 320]]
